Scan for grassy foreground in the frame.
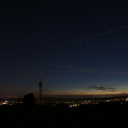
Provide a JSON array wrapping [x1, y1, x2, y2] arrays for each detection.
[[1, 104, 128, 127]]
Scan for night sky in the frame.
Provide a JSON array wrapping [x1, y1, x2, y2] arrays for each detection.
[[1, 0, 128, 98]]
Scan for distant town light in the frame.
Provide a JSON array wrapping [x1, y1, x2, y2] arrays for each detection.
[[2, 102, 7, 105]]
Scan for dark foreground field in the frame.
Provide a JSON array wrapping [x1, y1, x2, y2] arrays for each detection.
[[1, 104, 128, 127]]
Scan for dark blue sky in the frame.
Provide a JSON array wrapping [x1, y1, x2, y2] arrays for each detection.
[[1, 0, 128, 98]]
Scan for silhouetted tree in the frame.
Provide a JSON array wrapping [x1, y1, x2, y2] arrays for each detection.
[[23, 93, 35, 106]]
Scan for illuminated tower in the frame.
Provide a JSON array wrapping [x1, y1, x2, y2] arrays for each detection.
[[39, 78, 42, 104]]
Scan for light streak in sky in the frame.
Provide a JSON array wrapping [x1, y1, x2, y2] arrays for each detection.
[[53, 25, 128, 49], [70, 25, 128, 44]]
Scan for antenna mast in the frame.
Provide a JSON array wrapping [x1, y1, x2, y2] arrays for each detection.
[[39, 78, 42, 104]]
